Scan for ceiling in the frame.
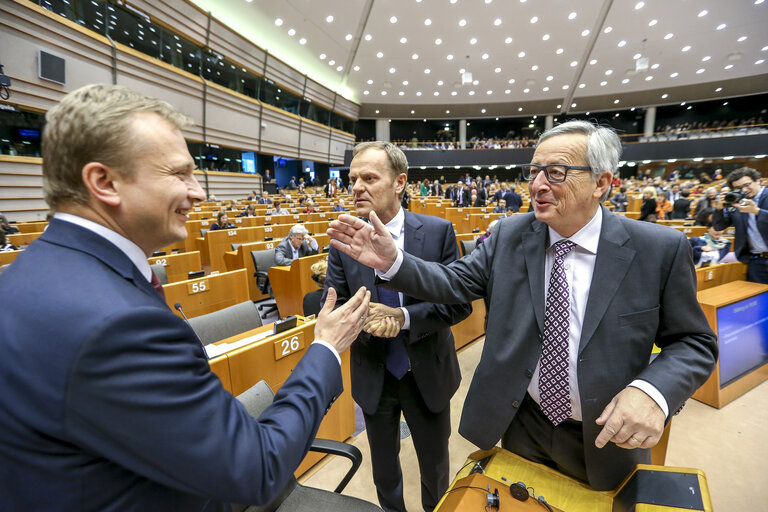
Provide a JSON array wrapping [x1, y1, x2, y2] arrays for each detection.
[[191, 0, 768, 118]]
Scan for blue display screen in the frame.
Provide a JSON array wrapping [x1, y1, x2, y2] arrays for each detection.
[[716, 293, 768, 387], [241, 151, 256, 174]]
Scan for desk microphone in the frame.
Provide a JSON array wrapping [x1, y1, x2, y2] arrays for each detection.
[[174, 303, 210, 359]]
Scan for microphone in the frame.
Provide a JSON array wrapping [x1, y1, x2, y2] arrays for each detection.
[[174, 303, 210, 359]]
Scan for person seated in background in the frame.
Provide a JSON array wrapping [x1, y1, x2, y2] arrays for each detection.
[[302, 258, 328, 318], [209, 211, 234, 230], [639, 186, 658, 222], [257, 191, 272, 205], [304, 199, 317, 214], [505, 207, 516, 218], [238, 204, 256, 217], [493, 198, 507, 214], [275, 224, 319, 266], [0, 231, 17, 252], [689, 223, 732, 266], [271, 201, 289, 215], [332, 199, 348, 212], [475, 219, 498, 248], [671, 190, 692, 220], [694, 187, 718, 225], [610, 186, 629, 212], [656, 193, 673, 221], [471, 192, 484, 207], [0, 213, 19, 235]]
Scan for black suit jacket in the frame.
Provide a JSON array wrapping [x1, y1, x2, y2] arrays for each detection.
[[383, 208, 717, 490], [671, 198, 691, 219], [323, 211, 471, 415]]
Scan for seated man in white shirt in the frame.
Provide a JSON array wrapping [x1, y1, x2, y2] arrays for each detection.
[[274, 223, 319, 266]]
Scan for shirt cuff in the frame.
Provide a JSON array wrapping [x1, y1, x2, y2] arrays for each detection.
[[375, 248, 404, 280], [629, 379, 669, 419], [311, 339, 342, 366], [309, 239, 319, 251], [400, 306, 410, 330]]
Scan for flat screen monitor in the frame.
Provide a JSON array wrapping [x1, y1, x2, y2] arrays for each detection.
[[716, 292, 768, 387], [39, 50, 66, 85], [241, 151, 256, 174]]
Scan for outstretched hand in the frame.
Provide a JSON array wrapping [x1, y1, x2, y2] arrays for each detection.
[[314, 287, 371, 354], [326, 212, 398, 271]]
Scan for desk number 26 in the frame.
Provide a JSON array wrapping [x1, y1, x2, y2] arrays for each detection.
[[281, 335, 300, 356]]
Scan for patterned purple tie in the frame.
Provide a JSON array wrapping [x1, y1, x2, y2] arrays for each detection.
[[539, 239, 576, 425]]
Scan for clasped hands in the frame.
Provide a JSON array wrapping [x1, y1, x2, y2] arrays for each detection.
[[363, 302, 404, 338]]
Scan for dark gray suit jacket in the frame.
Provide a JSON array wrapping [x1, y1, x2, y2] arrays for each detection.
[[274, 236, 318, 266], [384, 207, 717, 490], [323, 211, 472, 415]]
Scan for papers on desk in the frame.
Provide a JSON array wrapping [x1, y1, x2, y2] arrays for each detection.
[[205, 330, 274, 358]]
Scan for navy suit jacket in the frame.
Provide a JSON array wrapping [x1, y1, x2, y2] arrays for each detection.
[[323, 211, 471, 415], [383, 208, 717, 490], [712, 188, 768, 263], [0, 219, 342, 511]]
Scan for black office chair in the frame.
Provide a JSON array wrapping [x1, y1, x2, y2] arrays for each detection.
[[187, 301, 262, 345], [459, 239, 476, 257], [251, 249, 279, 317], [232, 381, 382, 512]]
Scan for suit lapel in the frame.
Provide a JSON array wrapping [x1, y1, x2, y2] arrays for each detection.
[[401, 212, 423, 306], [522, 219, 548, 333], [578, 209, 635, 353]]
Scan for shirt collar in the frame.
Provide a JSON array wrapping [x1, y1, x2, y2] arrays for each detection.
[[547, 206, 602, 255], [383, 207, 405, 240], [54, 212, 153, 281]]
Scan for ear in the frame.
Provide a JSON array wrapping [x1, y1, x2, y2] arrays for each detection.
[[394, 172, 407, 195], [593, 171, 613, 200], [81, 162, 122, 208]]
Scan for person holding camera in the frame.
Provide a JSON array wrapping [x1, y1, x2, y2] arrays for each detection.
[[712, 167, 768, 284]]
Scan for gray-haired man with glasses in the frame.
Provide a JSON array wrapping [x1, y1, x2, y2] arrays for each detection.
[[327, 120, 716, 491]]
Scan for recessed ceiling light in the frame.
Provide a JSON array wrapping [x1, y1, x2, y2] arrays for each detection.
[[481, 53, 489, 59], [424, 18, 432, 25], [563, 84, 569, 90], [648, 19, 658, 26], [543, 86, 550, 91], [698, 9, 708, 17], [757, 59, 766, 65], [737, 36, 748, 42], [618, 40, 626, 47], [590, 59, 598, 65], [326, 15, 334, 23], [398, 91, 404, 96], [696, 68, 705, 74], [364, 34, 372, 41], [763, 46, 768, 51], [375, 110, 379, 114], [424, 68, 431, 74], [505, 89, 511, 94], [411, 109, 415, 114], [344, 33, 352, 40], [605, 69, 613, 75], [542, 34, 550, 40], [353, 65, 360, 71], [556, 104, 561, 108], [495, 67, 502, 73], [487, 90, 493, 95], [645, 75, 654, 81], [447, 54, 454, 60], [661, 93, 669, 98], [363, 90, 369, 95], [437, 80, 444, 86], [681, 45, 691, 52], [380, 91, 387, 95], [389, 67, 396, 73], [757, 0, 765, 4], [670, 72, 679, 77], [288, 29, 296, 36], [635, 1, 645, 8], [725, 64, 734, 69], [570, 60, 578, 67], [451, 91, 458, 96], [614, 99, 620, 104], [664, 33, 673, 39], [531, 64, 538, 70], [319, 53, 327, 60], [518, 51, 526, 58], [411, 53, 419, 59], [328, 60, 335, 65], [470, 37, 477, 44], [435, 38, 443, 45], [716, 23, 726, 30], [715, 87, 723, 92], [505, 37, 513, 44], [518, 107, 524, 111], [508, 78, 516, 84], [494, 18, 502, 26], [367, 79, 373, 84], [402, 80, 409, 86], [416, 91, 422, 96], [446, 109, 451, 114], [450, 0, 457, 3], [571, 102, 577, 107], [523, 88, 530, 93], [274, 18, 283, 26], [469, 90, 475, 95], [581, 29, 590, 36], [556, 48, 564, 54], [473, 79, 479, 85], [376, 51, 383, 58], [702, 55, 711, 62], [390, 16, 397, 23], [622, 78, 630, 84], [459, 19, 467, 27], [578, 82, 585, 88], [600, 80, 608, 86], [400, 37, 407, 44], [481, 108, 487, 113], [604, 26, 613, 33], [530, 16, 538, 23], [546, 75, 554, 81], [568, 11, 577, 20]]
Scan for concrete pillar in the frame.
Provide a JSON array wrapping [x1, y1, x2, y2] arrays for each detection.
[[644, 106, 656, 137], [545, 115, 554, 130], [375, 119, 390, 142], [459, 120, 467, 149]]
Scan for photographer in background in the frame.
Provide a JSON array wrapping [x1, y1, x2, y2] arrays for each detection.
[[712, 167, 768, 284]]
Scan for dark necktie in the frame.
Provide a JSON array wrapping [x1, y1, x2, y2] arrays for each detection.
[[377, 286, 409, 379], [151, 271, 166, 302], [539, 239, 576, 425]]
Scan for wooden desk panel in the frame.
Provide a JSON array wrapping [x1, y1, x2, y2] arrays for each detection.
[[269, 251, 329, 318], [0, 250, 22, 266], [451, 299, 486, 350], [6, 231, 43, 247], [15, 221, 47, 233], [163, 269, 249, 319], [148, 251, 202, 283]]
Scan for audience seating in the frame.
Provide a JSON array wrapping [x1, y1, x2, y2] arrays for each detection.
[[147, 251, 202, 283], [696, 262, 748, 291], [188, 301, 263, 345]]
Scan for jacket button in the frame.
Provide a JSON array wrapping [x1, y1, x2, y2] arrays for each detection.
[[525, 369, 533, 378], [512, 401, 520, 408]]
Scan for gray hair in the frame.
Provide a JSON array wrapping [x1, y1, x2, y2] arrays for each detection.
[[538, 120, 621, 201], [289, 224, 309, 237], [42, 84, 191, 209]]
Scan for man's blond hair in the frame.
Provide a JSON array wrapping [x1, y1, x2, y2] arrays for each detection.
[[42, 84, 192, 209]]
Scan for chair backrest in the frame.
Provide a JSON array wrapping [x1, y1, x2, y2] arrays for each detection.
[[187, 300, 263, 345], [251, 248, 276, 274], [200, 228, 209, 237], [149, 263, 169, 285], [236, 380, 274, 418], [460, 239, 476, 257], [232, 243, 242, 251]]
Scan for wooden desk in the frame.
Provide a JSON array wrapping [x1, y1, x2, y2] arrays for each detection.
[[694, 280, 768, 408], [163, 269, 249, 319], [269, 252, 329, 318], [672, 225, 707, 237], [451, 299, 486, 350], [6, 231, 43, 247], [209, 319, 355, 477], [15, 221, 47, 233], [0, 249, 22, 266], [148, 251, 202, 283], [696, 262, 747, 291]]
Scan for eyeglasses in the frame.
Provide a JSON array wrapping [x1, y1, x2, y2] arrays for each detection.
[[735, 181, 755, 190], [522, 164, 592, 183]]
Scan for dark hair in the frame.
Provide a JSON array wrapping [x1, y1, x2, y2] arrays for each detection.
[[726, 167, 761, 189], [681, 190, 690, 198], [217, 211, 227, 224], [619, 186, 626, 193]]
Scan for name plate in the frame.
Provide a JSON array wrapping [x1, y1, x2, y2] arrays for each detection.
[[227, 230, 237, 236], [149, 257, 168, 266], [187, 279, 209, 294], [273, 331, 306, 360], [263, 242, 275, 249]]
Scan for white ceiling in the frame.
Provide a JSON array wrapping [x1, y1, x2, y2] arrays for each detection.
[[203, 0, 768, 115]]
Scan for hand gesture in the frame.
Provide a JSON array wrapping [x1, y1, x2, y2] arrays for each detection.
[[363, 302, 405, 338], [734, 199, 760, 215], [327, 212, 399, 271], [314, 287, 371, 354], [595, 387, 665, 450]]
